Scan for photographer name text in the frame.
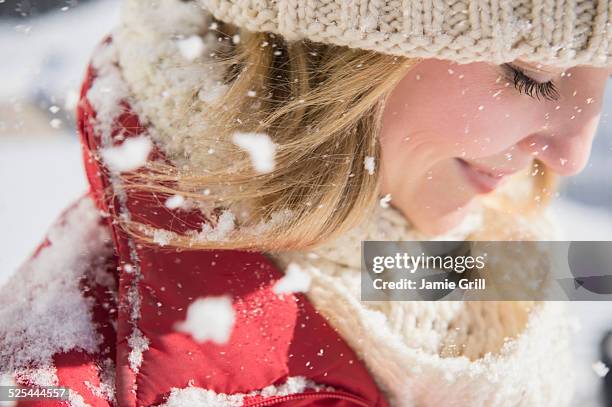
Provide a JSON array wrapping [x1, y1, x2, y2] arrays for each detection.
[[372, 277, 486, 291]]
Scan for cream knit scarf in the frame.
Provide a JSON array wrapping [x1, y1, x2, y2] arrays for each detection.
[[270, 204, 573, 407], [114, 1, 575, 405]]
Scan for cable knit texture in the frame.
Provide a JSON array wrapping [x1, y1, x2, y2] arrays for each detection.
[[114, 1, 575, 405], [199, 0, 612, 67]]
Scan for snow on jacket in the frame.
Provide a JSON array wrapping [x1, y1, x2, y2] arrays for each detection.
[[0, 38, 388, 407], [0, 1, 575, 406]]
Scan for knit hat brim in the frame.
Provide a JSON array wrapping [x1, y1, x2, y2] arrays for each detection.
[[200, 0, 612, 67]]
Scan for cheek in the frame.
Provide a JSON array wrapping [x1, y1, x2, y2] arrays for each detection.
[[382, 61, 543, 161]]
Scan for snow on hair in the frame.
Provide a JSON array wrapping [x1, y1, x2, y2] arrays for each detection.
[[122, 22, 415, 251]]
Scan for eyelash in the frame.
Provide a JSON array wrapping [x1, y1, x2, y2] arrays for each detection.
[[502, 64, 560, 101]]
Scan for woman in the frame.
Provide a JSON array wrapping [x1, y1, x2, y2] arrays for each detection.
[[1, 0, 611, 405]]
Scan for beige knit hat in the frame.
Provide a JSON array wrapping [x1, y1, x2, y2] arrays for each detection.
[[200, 0, 612, 67]]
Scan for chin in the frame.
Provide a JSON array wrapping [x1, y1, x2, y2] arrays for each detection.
[[409, 201, 477, 236]]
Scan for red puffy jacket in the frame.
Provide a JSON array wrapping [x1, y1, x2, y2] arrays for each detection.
[[0, 39, 389, 407]]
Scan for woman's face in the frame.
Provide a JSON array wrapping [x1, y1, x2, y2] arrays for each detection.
[[380, 58, 610, 235]]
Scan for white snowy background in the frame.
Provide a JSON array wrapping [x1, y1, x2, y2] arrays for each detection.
[[0, 1, 610, 405]]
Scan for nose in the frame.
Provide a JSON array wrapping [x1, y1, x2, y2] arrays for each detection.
[[518, 114, 601, 176], [517, 67, 609, 177]]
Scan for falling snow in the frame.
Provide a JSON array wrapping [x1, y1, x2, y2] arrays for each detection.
[[273, 263, 312, 295], [592, 360, 609, 378], [193, 210, 236, 242], [379, 194, 392, 208], [364, 156, 375, 175], [197, 83, 229, 104], [176, 35, 206, 61], [165, 194, 186, 210], [153, 228, 174, 247], [232, 132, 277, 173], [100, 136, 153, 173], [174, 296, 236, 344]]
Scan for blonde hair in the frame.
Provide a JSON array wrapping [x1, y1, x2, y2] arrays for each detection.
[[123, 21, 556, 250]]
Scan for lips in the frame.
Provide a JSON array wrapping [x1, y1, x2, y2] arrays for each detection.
[[456, 158, 510, 194]]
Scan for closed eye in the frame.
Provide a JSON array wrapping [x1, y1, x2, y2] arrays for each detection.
[[502, 63, 560, 102]]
